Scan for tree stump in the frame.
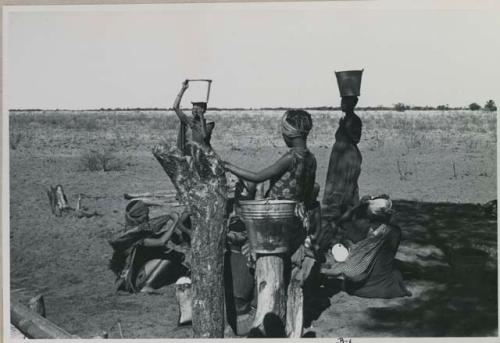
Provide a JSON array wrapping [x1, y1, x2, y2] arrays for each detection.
[[153, 142, 227, 338], [47, 185, 71, 217], [28, 294, 46, 318], [252, 255, 286, 334], [46, 185, 99, 218]]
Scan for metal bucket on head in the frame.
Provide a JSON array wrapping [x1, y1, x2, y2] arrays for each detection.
[[236, 199, 300, 254]]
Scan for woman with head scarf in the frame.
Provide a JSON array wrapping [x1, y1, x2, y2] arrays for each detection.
[[223, 109, 317, 210], [222, 109, 317, 335], [321, 194, 412, 299]]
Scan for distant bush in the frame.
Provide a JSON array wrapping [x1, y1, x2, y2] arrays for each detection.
[[394, 103, 410, 112], [437, 104, 450, 111], [469, 103, 481, 111], [80, 149, 125, 172], [484, 100, 497, 112]]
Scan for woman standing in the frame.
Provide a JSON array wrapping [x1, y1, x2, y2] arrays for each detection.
[[223, 109, 317, 334], [173, 80, 215, 154], [223, 110, 317, 215], [317, 70, 364, 252]]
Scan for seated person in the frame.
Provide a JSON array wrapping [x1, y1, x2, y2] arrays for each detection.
[[321, 195, 411, 299], [109, 202, 191, 294]]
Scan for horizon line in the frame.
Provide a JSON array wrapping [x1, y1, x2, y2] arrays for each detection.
[[8, 104, 485, 112]]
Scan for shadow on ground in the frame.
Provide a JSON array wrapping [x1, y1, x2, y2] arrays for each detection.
[[304, 200, 498, 337]]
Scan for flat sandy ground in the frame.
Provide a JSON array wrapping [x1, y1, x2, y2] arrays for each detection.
[[8, 109, 497, 338]]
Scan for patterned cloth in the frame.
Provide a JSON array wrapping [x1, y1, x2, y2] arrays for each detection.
[[124, 200, 150, 229], [321, 224, 390, 283], [266, 147, 317, 210], [322, 113, 362, 221]]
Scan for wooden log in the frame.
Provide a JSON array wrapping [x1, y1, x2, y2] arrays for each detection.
[[11, 300, 76, 339], [252, 255, 287, 333], [123, 191, 177, 200], [153, 142, 227, 338], [286, 279, 304, 338], [28, 294, 46, 317]]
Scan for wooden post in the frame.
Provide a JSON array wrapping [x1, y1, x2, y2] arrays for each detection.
[[286, 280, 304, 338], [153, 142, 227, 338], [252, 255, 286, 333], [28, 294, 46, 317], [11, 300, 76, 339]]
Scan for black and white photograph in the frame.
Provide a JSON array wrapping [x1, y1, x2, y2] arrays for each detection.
[[2, 0, 499, 340]]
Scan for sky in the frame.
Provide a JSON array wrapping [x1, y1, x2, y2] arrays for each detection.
[[5, 1, 500, 109]]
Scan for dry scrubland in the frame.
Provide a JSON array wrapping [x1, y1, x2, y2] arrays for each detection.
[[8, 109, 497, 338], [9, 109, 497, 202]]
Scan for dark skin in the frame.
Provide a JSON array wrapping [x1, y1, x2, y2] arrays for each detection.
[[173, 80, 213, 152], [223, 135, 306, 183], [315, 96, 361, 251], [141, 213, 181, 247], [340, 96, 361, 144]]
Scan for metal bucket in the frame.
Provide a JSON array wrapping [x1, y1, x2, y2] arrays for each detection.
[[236, 199, 300, 254]]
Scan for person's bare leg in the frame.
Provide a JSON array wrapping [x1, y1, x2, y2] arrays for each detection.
[[139, 260, 173, 294]]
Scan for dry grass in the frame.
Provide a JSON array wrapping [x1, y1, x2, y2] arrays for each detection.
[[9, 109, 496, 153], [79, 149, 125, 172]]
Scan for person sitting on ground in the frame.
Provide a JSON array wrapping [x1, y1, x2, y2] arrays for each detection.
[[321, 195, 412, 298], [173, 80, 215, 154], [108, 201, 191, 294]]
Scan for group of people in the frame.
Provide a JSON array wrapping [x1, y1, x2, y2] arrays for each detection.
[[108, 70, 411, 335]]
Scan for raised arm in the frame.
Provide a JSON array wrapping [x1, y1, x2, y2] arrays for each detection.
[[223, 153, 292, 183], [173, 80, 192, 126]]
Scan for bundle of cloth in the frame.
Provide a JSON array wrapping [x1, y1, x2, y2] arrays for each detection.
[[108, 200, 191, 293], [320, 195, 412, 299]]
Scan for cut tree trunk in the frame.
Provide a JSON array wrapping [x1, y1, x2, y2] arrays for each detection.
[[286, 280, 304, 338], [153, 142, 227, 338], [28, 294, 46, 317], [47, 185, 100, 218], [252, 255, 287, 334], [47, 185, 72, 217]]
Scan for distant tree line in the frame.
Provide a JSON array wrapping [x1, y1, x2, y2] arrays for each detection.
[[468, 100, 497, 112], [393, 100, 497, 112], [10, 100, 497, 112]]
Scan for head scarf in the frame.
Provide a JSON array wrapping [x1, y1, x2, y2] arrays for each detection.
[[125, 200, 150, 228], [367, 197, 393, 218], [281, 112, 310, 138]]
